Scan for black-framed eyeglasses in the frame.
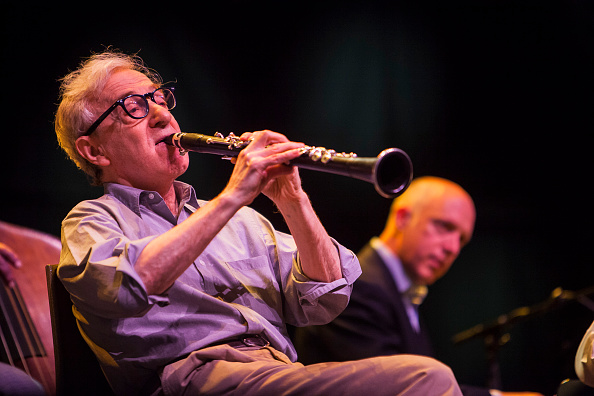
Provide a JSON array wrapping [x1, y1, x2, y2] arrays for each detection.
[[83, 87, 176, 136]]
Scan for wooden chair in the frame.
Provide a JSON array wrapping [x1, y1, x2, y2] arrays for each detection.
[[45, 264, 114, 396]]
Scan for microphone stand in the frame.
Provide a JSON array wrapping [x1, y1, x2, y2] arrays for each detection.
[[452, 286, 594, 389]]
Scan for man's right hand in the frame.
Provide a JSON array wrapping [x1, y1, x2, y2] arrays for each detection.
[[224, 130, 304, 207]]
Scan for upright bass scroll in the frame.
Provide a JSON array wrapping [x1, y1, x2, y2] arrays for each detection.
[[166, 132, 413, 198]]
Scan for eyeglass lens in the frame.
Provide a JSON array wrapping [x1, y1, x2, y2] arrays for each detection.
[[123, 88, 176, 119]]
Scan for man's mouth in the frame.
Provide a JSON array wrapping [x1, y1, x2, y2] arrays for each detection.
[[427, 257, 444, 271], [156, 136, 171, 146]]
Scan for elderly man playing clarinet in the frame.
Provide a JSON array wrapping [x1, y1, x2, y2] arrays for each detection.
[[54, 50, 462, 396]]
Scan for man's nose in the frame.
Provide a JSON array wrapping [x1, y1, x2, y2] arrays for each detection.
[[442, 233, 461, 256], [148, 101, 172, 128]]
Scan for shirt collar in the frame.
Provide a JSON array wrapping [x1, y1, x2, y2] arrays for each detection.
[[370, 237, 413, 294], [370, 238, 429, 305], [104, 181, 199, 218]]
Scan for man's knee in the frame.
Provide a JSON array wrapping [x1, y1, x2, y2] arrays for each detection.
[[390, 354, 461, 395], [411, 354, 453, 373], [421, 356, 458, 384]]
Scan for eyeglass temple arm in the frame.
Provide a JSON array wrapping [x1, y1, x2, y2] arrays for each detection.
[[82, 101, 121, 136]]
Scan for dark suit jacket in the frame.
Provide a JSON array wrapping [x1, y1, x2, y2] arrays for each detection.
[[294, 242, 433, 364], [293, 242, 490, 396]]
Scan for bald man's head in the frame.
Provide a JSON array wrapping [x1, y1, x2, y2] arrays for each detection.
[[380, 176, 476, 285]]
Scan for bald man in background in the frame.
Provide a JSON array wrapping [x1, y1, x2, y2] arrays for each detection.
[[294, 176, 542, 396]]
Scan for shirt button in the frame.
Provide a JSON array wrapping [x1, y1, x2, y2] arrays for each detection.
[[148, 193, 155, 200]]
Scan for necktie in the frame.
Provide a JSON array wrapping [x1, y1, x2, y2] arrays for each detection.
[[406, 285, 428, 306]]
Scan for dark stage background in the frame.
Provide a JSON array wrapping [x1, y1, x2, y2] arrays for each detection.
[[2, 1, 593, 394]]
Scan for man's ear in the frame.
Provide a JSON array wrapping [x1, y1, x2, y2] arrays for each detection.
[[395, 207, 412, 229], [75, 136, 110, 167]]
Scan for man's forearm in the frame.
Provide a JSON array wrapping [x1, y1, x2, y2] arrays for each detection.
[[275, 192, 341, 283], [135, 192, 241, 295]]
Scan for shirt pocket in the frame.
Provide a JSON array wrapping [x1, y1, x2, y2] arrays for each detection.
[[222, 256, 282, 319], [223, 255, 272, 292], [226, 256, 270, 271]]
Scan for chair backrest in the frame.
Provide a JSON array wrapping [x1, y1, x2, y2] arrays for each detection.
[[45, 264, 114, 396]]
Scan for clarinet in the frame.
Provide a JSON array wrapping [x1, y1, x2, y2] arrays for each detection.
[[166, 132, 413, 198]]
